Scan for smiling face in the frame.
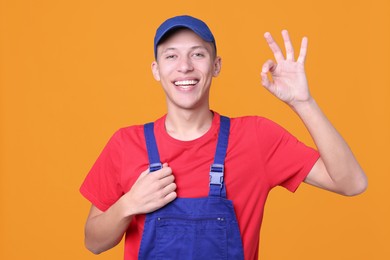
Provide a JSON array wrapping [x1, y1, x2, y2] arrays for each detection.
[[151, 28, 221, 113]]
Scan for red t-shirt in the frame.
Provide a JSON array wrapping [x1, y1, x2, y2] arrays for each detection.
[[80, 112, 319, 260]]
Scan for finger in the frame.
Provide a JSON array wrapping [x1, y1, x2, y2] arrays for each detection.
[[158, 174, 175, 189], [261, 59, 275, 89], [157, 183, 177, 207], [261, 71, 271, 89], [297, 36, 308, 64], [262, 59, 276, 74], [136, 168, 150, 183], [152, 166, 173, 181], [162, 182, 177, 195], [264, 32, 285, 63], [281, 30, 295, 61], [162, 190, 177, 205]]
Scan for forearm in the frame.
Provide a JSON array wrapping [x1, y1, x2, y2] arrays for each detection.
[[291, 98, 367, 195], [85, 198, 133, 254], [83, 165, 176, 254]]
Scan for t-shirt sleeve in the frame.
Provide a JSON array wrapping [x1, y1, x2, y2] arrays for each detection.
[[80, 130, 124, 211], [257, 118, 320, 192]]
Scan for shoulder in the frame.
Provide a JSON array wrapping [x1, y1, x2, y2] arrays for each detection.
[[99, 115, 165, 151], [116, 124, 144, 138], [228, 115, 294, 147], [100, 123, 147, 153], [230, 115, 284, 133]]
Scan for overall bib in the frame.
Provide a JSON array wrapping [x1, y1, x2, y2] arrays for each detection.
[[138, 116, 244, 260]]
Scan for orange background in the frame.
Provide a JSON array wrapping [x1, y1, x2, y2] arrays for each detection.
[[1, 0, 389, 259]]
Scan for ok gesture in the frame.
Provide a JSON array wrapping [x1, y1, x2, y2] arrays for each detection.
[[261, 30, 311, 107]]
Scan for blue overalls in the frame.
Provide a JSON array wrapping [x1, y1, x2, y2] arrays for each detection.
[[138, 116, 244, 260]]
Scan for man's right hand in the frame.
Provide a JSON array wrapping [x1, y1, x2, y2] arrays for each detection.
[[84, 163, 177, 254], [121, 163, 177, 216]]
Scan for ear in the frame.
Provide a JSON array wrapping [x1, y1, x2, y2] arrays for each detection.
[[213, 56, 222, 77], [151, 61, 160, 81]]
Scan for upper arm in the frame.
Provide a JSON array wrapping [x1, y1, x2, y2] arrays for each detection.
[[304, 158, 340, 193], [304, 157, 368, 196], [87, 204, 104, 221]]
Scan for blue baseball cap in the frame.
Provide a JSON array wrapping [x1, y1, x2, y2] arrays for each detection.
[[154, 15, 216, 59]]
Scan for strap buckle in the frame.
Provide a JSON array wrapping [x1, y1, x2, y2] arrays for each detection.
[[209, 163, 224, 187], [149, 163, 163, 172]]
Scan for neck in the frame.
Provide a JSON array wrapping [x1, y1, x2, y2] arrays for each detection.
[[165, 107, 214, 141]]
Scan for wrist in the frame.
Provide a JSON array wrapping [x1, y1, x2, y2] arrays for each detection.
[[289, 97, 318, 116], [114, 195, 136, 220]]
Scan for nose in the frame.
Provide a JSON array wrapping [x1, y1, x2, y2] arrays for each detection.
[[177, 56, 194, 73]]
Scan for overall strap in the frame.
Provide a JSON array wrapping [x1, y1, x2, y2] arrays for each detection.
[[144, 122, 163, 172], [209, 116, 230, 198]]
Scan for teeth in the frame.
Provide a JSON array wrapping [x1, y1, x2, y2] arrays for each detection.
[[174, 80, 198, 86]]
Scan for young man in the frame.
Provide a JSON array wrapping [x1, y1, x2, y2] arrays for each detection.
[[80, 15, 367, 259]]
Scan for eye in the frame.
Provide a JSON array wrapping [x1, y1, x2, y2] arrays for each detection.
[[165, 54, 177, 60], [192, 52, 205, 58]]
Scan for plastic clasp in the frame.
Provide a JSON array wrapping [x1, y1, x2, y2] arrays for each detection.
[[209, 163, 224, 187], [149, 163, 163, 173]]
